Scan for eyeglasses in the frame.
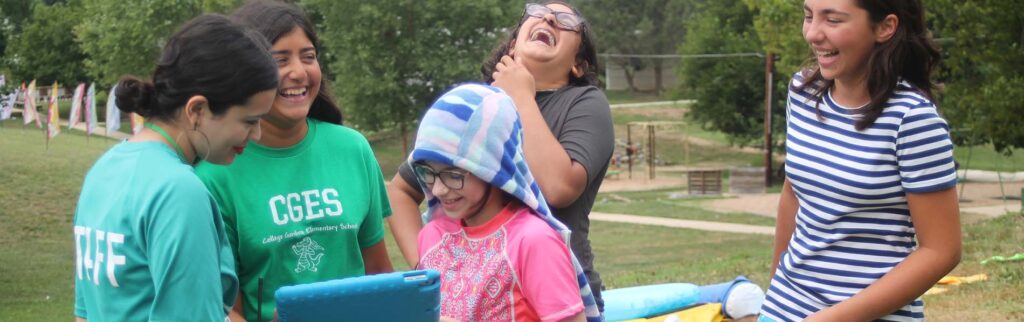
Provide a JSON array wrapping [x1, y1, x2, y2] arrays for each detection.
[[523, 3, 585, 32], [413, 163, 466, 190]]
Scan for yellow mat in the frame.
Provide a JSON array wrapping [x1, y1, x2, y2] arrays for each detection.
[[620, 303, 724, 322], [925, 274, 988, 295]]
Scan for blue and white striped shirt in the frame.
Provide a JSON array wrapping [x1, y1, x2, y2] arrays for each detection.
[[760, 73, 958, 322]]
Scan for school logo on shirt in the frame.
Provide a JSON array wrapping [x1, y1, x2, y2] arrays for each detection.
[[292, 237, 325, 273], [268, 188, 344, 226]]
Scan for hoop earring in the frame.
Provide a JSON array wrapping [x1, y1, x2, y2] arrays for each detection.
[[173, 129, 190, 162], [191, 128, 212, 162]]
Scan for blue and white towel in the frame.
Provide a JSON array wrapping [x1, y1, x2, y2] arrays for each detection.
[[409, 83, 602, 322]]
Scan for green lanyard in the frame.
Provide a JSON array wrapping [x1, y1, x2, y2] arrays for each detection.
[[144, 122, 188, 163]]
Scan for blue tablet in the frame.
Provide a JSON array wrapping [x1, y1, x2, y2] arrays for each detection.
[[275, 270, 441, 322]]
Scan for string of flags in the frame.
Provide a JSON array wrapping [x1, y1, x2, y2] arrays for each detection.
[[47, 81, 60, 141], [1, 80, 145, 143]]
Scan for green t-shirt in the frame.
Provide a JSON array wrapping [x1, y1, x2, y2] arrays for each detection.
[[73, 141, 238, 321], [196, 119, 392, 322]]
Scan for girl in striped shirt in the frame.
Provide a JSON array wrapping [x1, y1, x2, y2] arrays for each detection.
[[760, 1, 960, 321]]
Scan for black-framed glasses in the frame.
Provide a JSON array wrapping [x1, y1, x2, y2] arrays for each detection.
[[524, 3, 585, 32], [412, 163, 466, 190]]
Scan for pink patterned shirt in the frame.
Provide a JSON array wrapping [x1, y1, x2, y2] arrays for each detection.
[[418, 204, 584, 322]]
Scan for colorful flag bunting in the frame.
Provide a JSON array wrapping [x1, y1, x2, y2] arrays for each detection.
[[130, 113, 145, 134], [47, 82, 61, 140], [86, 83, 97, 135], [105, 84, 121, 135], [68, 83, 85, 130], [24, 80, 40, 128], [0, 89, 16, 120]]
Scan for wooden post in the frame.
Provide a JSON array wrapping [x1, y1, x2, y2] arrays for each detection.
[[764, 53, 774, 187], [684, 131, 690, 166], [401, 123, 408, 158], [648, 125, 656, 180], [627, 123, 633, 179]]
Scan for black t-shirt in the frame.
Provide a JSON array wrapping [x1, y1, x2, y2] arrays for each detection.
[[400, 85, 614, 308]]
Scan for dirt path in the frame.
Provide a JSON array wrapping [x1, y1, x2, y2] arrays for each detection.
[[704, 181, 1021, 221], [598, 172, 1021, 232], [590, 212, 774, 235]]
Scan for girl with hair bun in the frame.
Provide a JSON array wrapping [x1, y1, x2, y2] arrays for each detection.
[[72, 14, 278, 321]]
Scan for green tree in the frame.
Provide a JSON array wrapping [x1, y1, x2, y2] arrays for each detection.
[[749, 0, 1024, 154], [74, 0, 239, 85], [746, 0, 803, 77], [580, 0, 691, 94], [746, 0, 803, 151], [931, 0, 1024, 154], [306, 0, 517, 134], [6, 1, 88, 85], [676, 0, 767, 145], [0, 0, 33, 65]]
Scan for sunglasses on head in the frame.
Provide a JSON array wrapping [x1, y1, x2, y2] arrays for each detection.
[[413, 162, 467, 190], [523, 3, 585, 32]]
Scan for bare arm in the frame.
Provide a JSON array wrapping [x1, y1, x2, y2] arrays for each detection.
[[361, 240, 395, 275], [512, 91, 589, 208], [492, 55, 588, 208], [771, 179, 799, 275], [75, 318, 86, 322], [385, 173, 425, 267], [227, 290, 246, 322], [805, 187, 961, 322]]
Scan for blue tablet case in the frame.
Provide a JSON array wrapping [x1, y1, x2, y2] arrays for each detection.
[[275, 269, 441, 322]]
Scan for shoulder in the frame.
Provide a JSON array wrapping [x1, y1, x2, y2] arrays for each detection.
[[194, 160, 228, 182], [786, 71, 831, 113], [790, 71, 806, 85], [313, 119, 373, 150], [890, 82, 944, 124], [557, 86, 612, 121], [86, 143, 207, 205], [565, 85, 608, 103], [788, 70, 826, 96], [129, 163, 213, 223], [315, 120, 371, 142], [127, 147, 207, 194], [507, 210, 564, 242], [420, 216, 461, 242], [890, 82, 936, 110], [154, 167, 210, 201]]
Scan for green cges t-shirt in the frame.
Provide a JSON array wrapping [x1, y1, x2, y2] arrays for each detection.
[[73, 141, 238, 321], [196, 119, 392, 322]]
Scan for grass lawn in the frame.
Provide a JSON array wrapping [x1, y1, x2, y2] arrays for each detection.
[[604, 89, 672, 105], [366, 128, 412, 180], [0, 122, 116, 321], [954, 145, 1024, 172], [591, 220, 775, 289], [2, 121, 1022, 321], [611, 105, 736, 148], [594, 187, 777, 226], [924, 213, 1024, 321]]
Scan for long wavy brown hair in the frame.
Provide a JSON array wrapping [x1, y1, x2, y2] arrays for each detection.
[[798, 0, 941, 130]]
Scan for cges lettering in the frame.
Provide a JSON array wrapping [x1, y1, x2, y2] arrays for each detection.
[[269, 188, 343, 225]]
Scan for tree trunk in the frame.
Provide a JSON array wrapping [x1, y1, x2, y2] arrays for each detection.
[[653, 60, 664, 96], [622, 65, 638, 93], [401, 123, 409, 157]]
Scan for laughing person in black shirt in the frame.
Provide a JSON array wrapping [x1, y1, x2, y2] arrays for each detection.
[[386, 0, 614, 313]]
